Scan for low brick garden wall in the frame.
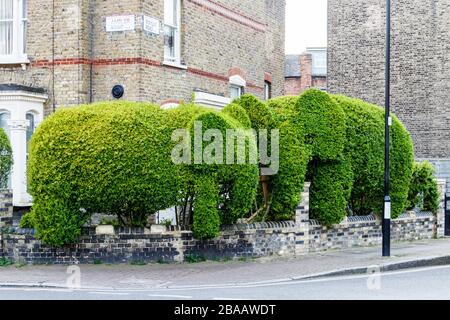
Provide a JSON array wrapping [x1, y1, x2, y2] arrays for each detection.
[[0, 222, 301, 264], [0, 180, 446, 264]]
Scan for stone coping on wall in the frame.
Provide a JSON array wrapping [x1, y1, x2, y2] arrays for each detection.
[[3, 220, 298, 237], [4, 213, 435, 237]]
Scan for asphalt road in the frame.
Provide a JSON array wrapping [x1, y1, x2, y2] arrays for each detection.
[[1, 265, 450, 300]]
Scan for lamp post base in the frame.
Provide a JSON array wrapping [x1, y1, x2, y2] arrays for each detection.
[[382, 196, 391, 257]]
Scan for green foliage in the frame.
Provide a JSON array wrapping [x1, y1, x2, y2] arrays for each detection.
[[28, 102, 184, 245], [219, 91, 415, 225], [19, 212, 35, 229], [29, 197, 88, 246], [0, 258, 13, 267], [266, 93, 350, 224], [295, 89, 346, 160], [267, 96, 309, 220], [222, 103, 252, 128], [232, 94, 276, 131], [332, 95, 414, 218], [185, 254, 207, 263], [192, 175, 220, 240], [28, 101, 259, 245], [267, 96, 298, 122], [407, 162, 440, 214], [308, 157, 353, 225], [0, 128, 12, 189], [159, 218, 173, 228], [188, 110, 259, 236]]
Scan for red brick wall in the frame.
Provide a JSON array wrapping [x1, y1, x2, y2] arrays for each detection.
[[284, 53, 327, 95], [285, 78, 302, 95]]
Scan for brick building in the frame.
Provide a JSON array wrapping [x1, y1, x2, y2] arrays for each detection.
[[285, 47, 327, 95], [328, 0, 450, 180], [0, 0, 286, 206]]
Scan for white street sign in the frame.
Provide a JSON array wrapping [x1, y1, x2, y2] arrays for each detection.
[[143, 15, 160, 35], [106, 15, 135, 32]]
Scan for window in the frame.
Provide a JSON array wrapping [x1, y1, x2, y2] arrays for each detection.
[[313, 52, 327, 69], [229, 74, 246, 100], [307, 48, 327, 76], [264, 81, 271, 100], [0, 112, 10, 188], [0, 112, 9, 136], [25, 112, 34, 154], [0, 0, 28, 63], [164, 0, 181, 65], [230, 85, 242, 100]]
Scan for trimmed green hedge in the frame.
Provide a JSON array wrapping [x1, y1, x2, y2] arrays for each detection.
[[192, 175, 220, 240], [222, 103, 252, 129], [27, 102, 182, 245], [407, 161, 440, 214], [332, 95, 414, 218], [232, 95, 276, 131], [187, 110, 259, 237], [239, 90, 414, 224], [27, 102, 259, 245], [267, 96, 309, 220], [307, 157, 353, 225], [0, 128, 12, 189], [295, 90, 346, 161]]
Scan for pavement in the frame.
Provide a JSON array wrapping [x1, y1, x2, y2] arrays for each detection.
[[1, 238, 450, 291], [2, 265, 450, 300]]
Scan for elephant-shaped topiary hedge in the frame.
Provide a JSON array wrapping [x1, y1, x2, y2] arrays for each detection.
[[233, 89, 414, 225], [24, 102, 258, 246]]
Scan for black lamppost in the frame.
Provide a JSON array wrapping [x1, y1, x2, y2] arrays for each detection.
[[383, 0, 392, 257]]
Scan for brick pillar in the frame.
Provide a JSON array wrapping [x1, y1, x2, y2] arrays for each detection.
[[436, 179, 446, 238], [300, 53, 313, 92], [0, 189, 13, 228], [295, 182, 310, 255]]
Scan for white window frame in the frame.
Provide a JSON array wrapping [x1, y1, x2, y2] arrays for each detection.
[[230, 85, 242, 100], [229, 75, 246, 100], [163, 0, 182, 67], [264, 81, 271, 101], [0, 0, 28, 64]]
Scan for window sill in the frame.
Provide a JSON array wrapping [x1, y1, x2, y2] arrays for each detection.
[[163, 60, 187, 70], [0, 55, 30, 66]]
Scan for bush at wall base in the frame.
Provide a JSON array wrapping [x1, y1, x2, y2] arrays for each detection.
[[407, 161, 440, 214]]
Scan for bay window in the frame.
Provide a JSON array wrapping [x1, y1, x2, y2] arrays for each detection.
[[164, 0, 181, 65], [0, 0, 28, 64]]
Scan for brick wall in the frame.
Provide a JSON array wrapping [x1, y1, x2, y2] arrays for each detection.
[[1, 0, 286, 114], [0, 182, 446, 264], [328, 0, 450, 161], [285, 53, 328, 96]]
